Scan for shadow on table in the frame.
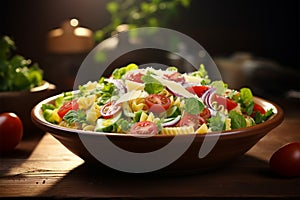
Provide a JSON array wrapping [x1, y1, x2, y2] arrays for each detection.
[[0, 131, 45, 176], [40, 154, 283, 198]]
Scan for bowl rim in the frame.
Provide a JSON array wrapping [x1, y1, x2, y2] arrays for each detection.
[[31, 92, 284, 139], [0, 80, 55, 95]]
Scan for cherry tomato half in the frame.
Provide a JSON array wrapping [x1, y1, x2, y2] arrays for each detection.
[[58, 99, 79, 118], [0, 112, 23, 152], [269, 142, 300, 177], [145, 94, 171, 114], [130, 121, 158, 135], [213, 95, 238, 111], [186, 86, 210, 97], [100, 101, 122, 119], [253, 103, 266, 115], [178, 113, 202, 130], [200, 107, 211, 121]]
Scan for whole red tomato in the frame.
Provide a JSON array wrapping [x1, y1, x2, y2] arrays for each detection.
[[0, 112, 23, 152], [269, 142, 300, 177]]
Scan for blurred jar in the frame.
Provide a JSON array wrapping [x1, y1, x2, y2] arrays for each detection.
[[44, 19, 94, 91]]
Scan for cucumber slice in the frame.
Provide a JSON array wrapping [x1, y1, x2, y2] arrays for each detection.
[[166, 106, 181, 118], [95, 113, 122, 132], [133, 111, 143, 122], [163, 117, 175, 123]]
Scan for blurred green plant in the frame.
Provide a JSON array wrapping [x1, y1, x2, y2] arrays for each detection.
[[0, 35, 43, 91], [94, 0, 191, 42]]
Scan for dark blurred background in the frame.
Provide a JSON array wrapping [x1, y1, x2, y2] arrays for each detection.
[[1, 0, 299, 98]]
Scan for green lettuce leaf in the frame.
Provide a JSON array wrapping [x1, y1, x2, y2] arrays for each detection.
[[184, 97, 204, 115]]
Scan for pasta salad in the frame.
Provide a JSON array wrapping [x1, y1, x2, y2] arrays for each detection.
[[41, 63, 274, 135]]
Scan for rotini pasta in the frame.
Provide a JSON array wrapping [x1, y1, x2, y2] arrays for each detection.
[[78, 94, 96, 110], [161, 126, 194, 135], [86, 103, 101, 125], [129, 98, 148, 112], [82, 123, 96, 131]]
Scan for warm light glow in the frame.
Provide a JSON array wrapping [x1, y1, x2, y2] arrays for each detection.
[[49, 29, 63, 37], [74, 27, 92, 36], [70, 18, 79, 27], [4, 134, 84, 195]]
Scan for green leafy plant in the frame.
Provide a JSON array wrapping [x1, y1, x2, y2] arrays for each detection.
[[0, 35, 43, 91], [94, 0, 191, 42]]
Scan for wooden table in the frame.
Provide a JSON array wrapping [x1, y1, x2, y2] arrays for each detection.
[[1, 98, 300, 199]]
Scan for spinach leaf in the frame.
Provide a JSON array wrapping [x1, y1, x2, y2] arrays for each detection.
[[229, 110, 247, 129]]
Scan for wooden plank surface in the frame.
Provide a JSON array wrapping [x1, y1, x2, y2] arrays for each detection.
[[1, 99, 300, 199]]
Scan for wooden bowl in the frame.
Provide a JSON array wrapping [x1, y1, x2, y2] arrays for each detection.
[[31, 94, 283, 174], [0, 81, 56, 135]]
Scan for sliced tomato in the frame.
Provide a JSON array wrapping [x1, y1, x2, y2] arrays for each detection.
[[226, 98, 238, 111], [145, 94, 171, 114], [130, 121, 158, 135], [100, 101, 122, 119], [178, 113, 201, 130], [200, 107, 211, 120], [213, 95, 238, 111], [126, 72, 143, 83], [164, 72, 185, 83], [186, 86, 209, 97], [57, 99, 79, 118], [253, 103, 266, 115]]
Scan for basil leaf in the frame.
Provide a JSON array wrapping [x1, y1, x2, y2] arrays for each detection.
[[144, 82, 164, 94], [142, 74, 164, 94], [263, 109, 274, 120], [245, 100, 254, 115], [254, 108, 274, 124], [229, 110, 247, 129], [185, 97, 204, 115]]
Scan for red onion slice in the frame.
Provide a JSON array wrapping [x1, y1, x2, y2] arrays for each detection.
[[201, 87, 216, 110]]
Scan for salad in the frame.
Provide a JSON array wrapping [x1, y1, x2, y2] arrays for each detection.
[[42, 63, 273, 135]]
